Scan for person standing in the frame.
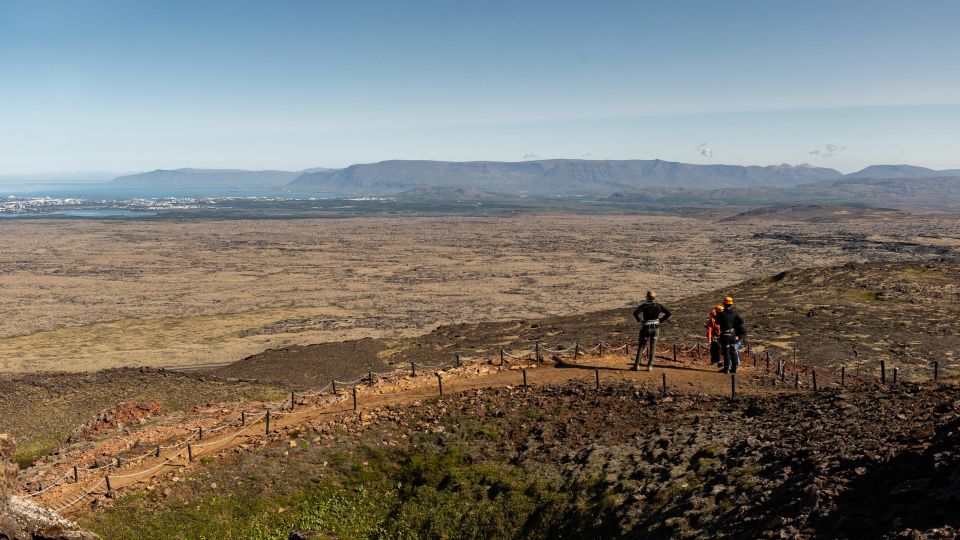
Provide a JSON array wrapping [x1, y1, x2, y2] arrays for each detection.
[[706, 305, 723, 367], [714, 296, 746, 373], [632, 291, 671, 371]]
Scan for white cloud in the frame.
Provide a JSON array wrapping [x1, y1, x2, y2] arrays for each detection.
[[809, 143, 847, 157]]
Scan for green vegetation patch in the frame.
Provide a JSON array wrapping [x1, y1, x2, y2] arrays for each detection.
[[79, 441, 629, 540]]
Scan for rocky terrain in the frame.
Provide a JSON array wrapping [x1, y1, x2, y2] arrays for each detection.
[[5, 260, 957, 475], [2, 260, 959, 538], [0, 435, 100, 539], [3, 214, 956, 373], [720, 204, 911, 223], [71, 376, 960, 539], [0, 369, 282, 469]]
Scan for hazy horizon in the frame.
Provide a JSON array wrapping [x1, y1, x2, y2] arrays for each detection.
[[3, 151, 960, 183]]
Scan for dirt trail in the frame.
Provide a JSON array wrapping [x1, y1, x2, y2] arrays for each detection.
[[28, 346, 829, 515]]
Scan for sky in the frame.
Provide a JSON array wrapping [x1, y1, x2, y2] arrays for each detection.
[[1, 0, 959, 175]]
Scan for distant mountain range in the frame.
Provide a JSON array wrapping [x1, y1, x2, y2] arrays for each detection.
[[101, 161, 960, 210], [844, 164, 960, 179], [610, 176, 960, 211], [285, 159, 843, 195]]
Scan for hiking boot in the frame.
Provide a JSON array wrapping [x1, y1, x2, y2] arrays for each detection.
[[730, 367, 738, 374]]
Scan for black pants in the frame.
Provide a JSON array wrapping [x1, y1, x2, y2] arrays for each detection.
[[634, 326, 659, 370], [710, 339, 721, 365]]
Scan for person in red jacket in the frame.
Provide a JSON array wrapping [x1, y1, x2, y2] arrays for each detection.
[[706, 305, 723, 367]]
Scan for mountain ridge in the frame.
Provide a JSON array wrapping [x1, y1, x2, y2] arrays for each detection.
[[286, 159, 844, 195]]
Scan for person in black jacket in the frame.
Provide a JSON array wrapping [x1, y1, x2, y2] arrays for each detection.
[[632, 291, 671, 371], [714, 296, 746, 373]]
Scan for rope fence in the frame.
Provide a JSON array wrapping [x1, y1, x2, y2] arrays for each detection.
[[22, 337, 959, 512]]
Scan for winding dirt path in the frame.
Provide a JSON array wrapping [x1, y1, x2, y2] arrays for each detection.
[[32, 347, 790, 515]]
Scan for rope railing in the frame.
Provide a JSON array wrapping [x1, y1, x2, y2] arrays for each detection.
[[24, 337, 959, 509], [27, 471, 72, 497], [52, 479, 105, 514], [108, 455, 180, 481]]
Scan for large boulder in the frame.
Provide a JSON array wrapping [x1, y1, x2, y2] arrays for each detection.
[[0, 434, 101, 540]]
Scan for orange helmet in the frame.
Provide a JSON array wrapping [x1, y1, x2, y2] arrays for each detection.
[[723, 296, 734, 306], [715, 304, 724, 312]]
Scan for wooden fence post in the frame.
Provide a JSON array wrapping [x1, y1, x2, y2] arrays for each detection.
[[881, 360, 886, 384], [73, 466, 78, 483], [841, 366, 846, 388], [290, 391, 296, 411], [812, 369, 818, 391], [934, 361, 939, 381], [574, 341, 580, 360], [352, 387, 358, 411], [437, 373, 443, 396], [265, 410, 270, 434], [187, 444, 194, 463], [522, 368, 527, 387]]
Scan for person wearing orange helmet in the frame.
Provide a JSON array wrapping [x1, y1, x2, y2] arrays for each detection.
[[714, 296, 746, 373], [631, 290, 671, 371], [706, 305, 723, 367]]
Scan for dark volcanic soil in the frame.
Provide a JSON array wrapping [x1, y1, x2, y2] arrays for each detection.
[[84, 377, 960, 539], [212, 338, 389, 387], [217, 262, 960, 388]]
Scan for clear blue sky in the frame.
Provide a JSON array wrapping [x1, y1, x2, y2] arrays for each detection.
[[2, 0, 959, 174]]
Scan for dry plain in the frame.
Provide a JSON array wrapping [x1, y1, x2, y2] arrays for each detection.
[[0, 213, 957, 372]]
